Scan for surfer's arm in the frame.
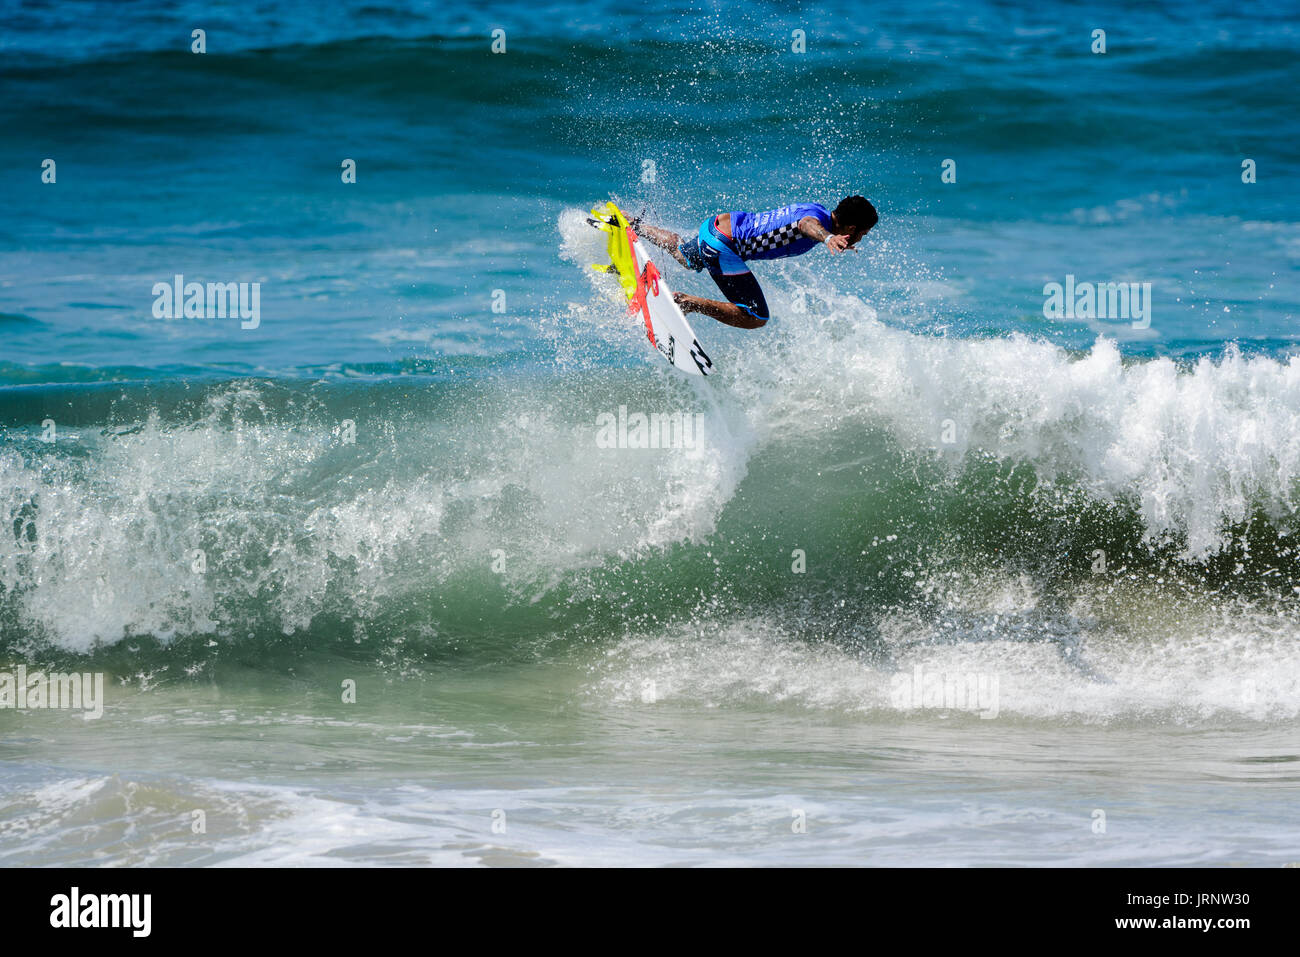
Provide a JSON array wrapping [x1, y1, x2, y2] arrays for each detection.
[[798, 216, 848, 253]]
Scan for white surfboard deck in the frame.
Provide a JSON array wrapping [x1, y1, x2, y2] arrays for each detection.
[[588, 202, 714, 377]]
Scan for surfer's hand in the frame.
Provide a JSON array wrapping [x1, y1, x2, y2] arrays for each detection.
[[824, 234, 850, 254], [673, 291, 694, 313]]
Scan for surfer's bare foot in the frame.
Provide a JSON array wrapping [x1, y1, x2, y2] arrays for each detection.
[[673, 291, 696, 313]]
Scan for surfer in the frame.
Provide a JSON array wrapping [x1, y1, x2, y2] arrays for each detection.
[[634, 197, 877, 329]]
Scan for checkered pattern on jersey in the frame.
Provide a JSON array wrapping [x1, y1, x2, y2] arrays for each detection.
[[734, 221, 803, 258]]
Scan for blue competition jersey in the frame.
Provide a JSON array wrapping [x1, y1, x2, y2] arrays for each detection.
[[728, 203, 832, 261]]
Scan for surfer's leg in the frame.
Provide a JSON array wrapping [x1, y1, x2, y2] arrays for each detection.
[[671, 235, 769, 329], [712, 270, 769, 324], [637, 223, 695, 269], [675, 258, 769, 329], [674, 292, 767, 330]]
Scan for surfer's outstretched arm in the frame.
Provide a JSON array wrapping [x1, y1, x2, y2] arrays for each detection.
[[636, 223, 691, 268], [799, 215, 852, 253]]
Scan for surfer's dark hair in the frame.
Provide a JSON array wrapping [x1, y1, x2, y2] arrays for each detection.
[[834, 195, 878, 231]]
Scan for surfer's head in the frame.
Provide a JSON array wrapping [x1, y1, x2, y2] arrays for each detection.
[[832, 195, 878, 247]]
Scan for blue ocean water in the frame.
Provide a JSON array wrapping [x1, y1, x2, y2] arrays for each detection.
[[1, 0, 1299, 866]]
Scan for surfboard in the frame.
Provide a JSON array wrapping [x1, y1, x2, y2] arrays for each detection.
[[587, 201, 714, 377]]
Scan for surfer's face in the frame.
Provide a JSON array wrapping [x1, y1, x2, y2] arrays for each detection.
[[844, 224, 871, 248], [832, 212, 872, 248]]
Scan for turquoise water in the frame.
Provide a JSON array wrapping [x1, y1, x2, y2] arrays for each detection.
[[1, 0, 1298, 865]]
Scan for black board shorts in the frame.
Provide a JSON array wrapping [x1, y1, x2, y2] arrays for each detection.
[[679, 224, 770, 322]]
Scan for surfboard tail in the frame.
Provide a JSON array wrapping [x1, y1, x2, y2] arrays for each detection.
[[579, 198, 715, 377]]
